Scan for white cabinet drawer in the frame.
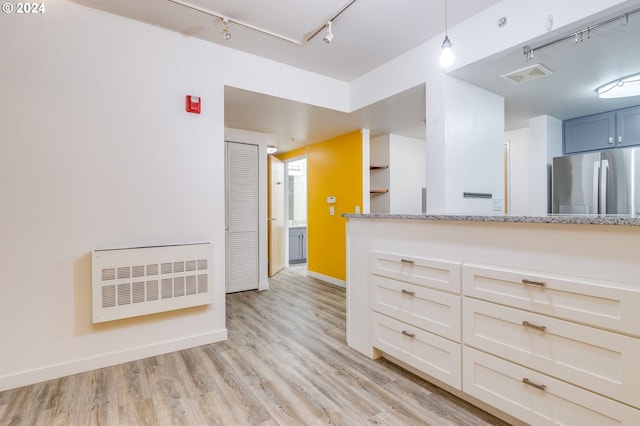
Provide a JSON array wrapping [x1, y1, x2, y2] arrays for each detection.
[[372, 275, 461, 341], [371, 251, 461, 294], [463, 297, 640, 408], [372, 312, 461, 390], [463, 347, 640, 426], [463, 263, 640, 337]]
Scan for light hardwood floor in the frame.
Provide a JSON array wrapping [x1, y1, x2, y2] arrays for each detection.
[[0, 266, 508, 425]]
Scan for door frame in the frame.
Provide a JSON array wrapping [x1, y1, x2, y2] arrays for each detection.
[[268, 155, 286, 276], [224, 128, 270, 291], [283, 155, 308, 267], [225, 141, 260, 293]]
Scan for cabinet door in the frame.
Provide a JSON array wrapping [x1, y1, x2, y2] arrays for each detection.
[[300, 228, 307, 260], [463, 297, 640, 408], [462, 263, 640, 337], [288, 228, 303, 263], [564, 112, 615, 153], [371, 251, 461, 294], [226, 142, 259, 293], [372, 312, 461, 389], [463, 347, 640, 426], [371, 275, 461, 341], [616, 105, 640, 147]]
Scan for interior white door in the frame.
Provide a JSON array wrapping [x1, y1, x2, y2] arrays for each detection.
[[268, 155, 285, 276], [225, 142, 259, 293]]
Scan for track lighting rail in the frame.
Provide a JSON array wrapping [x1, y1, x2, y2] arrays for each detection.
[[166, 0, 358, 45], [523, 6, 640, 60]]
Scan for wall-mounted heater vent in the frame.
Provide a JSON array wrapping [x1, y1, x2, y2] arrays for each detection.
[[91, 243, 213, 323]]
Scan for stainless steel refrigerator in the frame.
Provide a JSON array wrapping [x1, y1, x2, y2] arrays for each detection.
[[552, 147, 640, 215]]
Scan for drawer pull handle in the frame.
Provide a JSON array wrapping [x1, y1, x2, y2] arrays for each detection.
[[401, 289, 415, 296], [522, 377, 547, 392], [400, 258, 415, 265], [522, 279, 546, 288], [522, 321, 547, 332], [401, 330, 415, 338]]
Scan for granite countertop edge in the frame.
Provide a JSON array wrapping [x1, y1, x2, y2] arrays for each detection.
[[341, 213, 640, 226]]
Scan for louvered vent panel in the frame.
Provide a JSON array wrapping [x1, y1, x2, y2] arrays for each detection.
[[186, 275, 197, 295], [132, 282, 145, 303], [118, 283, 131, 305], [227, 231, 258, 293], [132, 265, 145, 278], [147, 280, 158, 301], [102, 285, 115, 308], [92, 243, 213, 323]]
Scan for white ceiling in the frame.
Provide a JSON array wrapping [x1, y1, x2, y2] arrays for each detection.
[[224, 84, 427, 150], [450, 2, 640, 131], [72, 0, 640, 152], [71, 0, 500, 81]]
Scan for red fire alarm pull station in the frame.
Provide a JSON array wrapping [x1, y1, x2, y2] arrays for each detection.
[[186, 95, 201, 114]]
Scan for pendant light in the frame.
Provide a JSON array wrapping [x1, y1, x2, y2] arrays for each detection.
[[440, 0, 454, 67]]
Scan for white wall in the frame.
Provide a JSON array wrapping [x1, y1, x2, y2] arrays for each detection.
[[0, 0, 629, 391], [505, 128, 531, 214], [506, 116, 562, 215], [389, 135, 427, 213], [443, 78, 505, 214], [369, 134, 390, 213], [368, 134, 426, 214], [350, 0, 631, 214], [0, 0, 347, 391], [529, 116, 563, 214]]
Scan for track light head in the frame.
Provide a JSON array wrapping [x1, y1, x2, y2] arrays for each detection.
[[323, 21, 334, 44], [221, 17, 231, 41]]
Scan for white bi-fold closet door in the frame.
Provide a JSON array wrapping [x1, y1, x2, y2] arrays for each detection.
[[225, 141, 259, 293]]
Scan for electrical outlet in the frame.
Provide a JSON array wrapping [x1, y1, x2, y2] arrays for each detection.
[[492, 198, 504, 211], [355, 206, 360, 214]]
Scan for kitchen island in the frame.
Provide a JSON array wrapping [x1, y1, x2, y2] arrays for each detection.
[[345, 213, 640, 425]]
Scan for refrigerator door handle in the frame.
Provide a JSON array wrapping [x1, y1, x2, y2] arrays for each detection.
[[593, 161, 600, 214], [600, 159, 609, 214]]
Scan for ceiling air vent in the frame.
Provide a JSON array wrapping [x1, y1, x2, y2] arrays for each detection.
[[501, 63, 553, 84]]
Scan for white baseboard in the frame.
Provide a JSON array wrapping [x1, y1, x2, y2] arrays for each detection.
[[0, 329, 227, 392], [307, 270, 346, 288]]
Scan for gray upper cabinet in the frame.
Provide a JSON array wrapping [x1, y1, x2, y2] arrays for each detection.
[[616, 105, 640, 148], [564, 105, 640, 154], [564, 112, 615, 154]]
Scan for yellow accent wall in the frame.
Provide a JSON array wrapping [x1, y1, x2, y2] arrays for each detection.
[[277, 130, 363, 281]]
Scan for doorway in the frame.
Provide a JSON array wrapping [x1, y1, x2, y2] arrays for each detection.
[[268, 155, 285, 277], [286, 157, 307, 265]]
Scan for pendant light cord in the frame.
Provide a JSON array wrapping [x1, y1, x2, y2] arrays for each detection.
[[444, 0, 448, 35]]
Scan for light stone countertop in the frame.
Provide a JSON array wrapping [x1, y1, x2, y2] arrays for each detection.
[[342, 213, 640, 226]]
